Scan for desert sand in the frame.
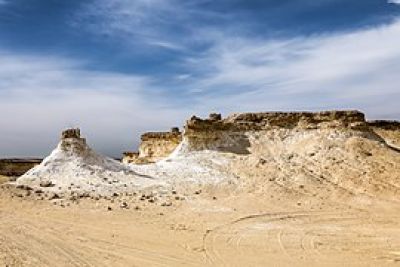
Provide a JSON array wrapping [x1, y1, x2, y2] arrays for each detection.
[[1, 111, 400, 266], [0, 175, 8, 184]]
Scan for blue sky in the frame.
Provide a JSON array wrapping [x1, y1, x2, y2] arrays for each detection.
[[0, 0, 400, 157]]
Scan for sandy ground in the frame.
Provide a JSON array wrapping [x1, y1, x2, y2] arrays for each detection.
[[1, 183, 400, 267], [0, 175, 9, 184]]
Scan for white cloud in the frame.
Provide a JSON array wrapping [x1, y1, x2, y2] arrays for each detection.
[[388, 0, 400, 5], [0, 51, 190, 157], [2, 11, 400, 157]]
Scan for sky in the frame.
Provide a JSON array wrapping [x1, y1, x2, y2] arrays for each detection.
[[0, 0, 400, 158]]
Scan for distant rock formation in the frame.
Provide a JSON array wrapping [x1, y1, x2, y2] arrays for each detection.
[[0, 158, 42, 177], [181, 111, 368, 153], [123, 111, 373, 163], [17, 128, 158, 195], [186, 110, 367, 133], [139, 128, 182, 162], [122, 152, 139, 164], [123, 127, 182, 164]]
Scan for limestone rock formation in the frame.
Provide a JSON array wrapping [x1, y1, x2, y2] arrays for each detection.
[[16, 128, 160, 195], [13, 111, 400, 201], [127, 109, 400, 201], [122, 152, 139, 164], [181, 110, 368, 153], [137, 127, 182, 162]]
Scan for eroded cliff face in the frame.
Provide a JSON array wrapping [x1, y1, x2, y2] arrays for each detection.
[[137, 128, 182, 162], [181, 110, 369, 153], [170, 110, 399, 200]]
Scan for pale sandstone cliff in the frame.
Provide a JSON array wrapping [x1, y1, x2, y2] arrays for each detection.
[[181, 110, 368, 153], [157, 110, 399, 201], [137, 128, 182, 163]]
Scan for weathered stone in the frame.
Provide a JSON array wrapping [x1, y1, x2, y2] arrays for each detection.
[[40, 180, 54, 187], [61, 128, 81, 139], [209, 113, 222, 121], [120, 202, 129, 209], [48, 193, 60, 200], [161, 202, 172, 207], [123, 128, 182, 164]]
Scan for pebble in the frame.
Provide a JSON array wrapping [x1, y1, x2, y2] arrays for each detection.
[[40, 181, 54, 187]]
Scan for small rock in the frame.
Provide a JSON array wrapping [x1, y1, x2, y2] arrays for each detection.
[[40, 181, 54, 188], [79, 192, 90, 198], [259, 158, 267, 165], [107, 206, 112, 211], [15, 192, 25, 198], [48, 193, 60, 200], [16, 184, 32, 191], [120, 202, 129, 209]]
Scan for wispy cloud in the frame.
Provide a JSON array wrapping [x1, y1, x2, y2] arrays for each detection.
[[182, 19, 400, 119], [388, 0, 400, 5], [74, 0, 228, 51]]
